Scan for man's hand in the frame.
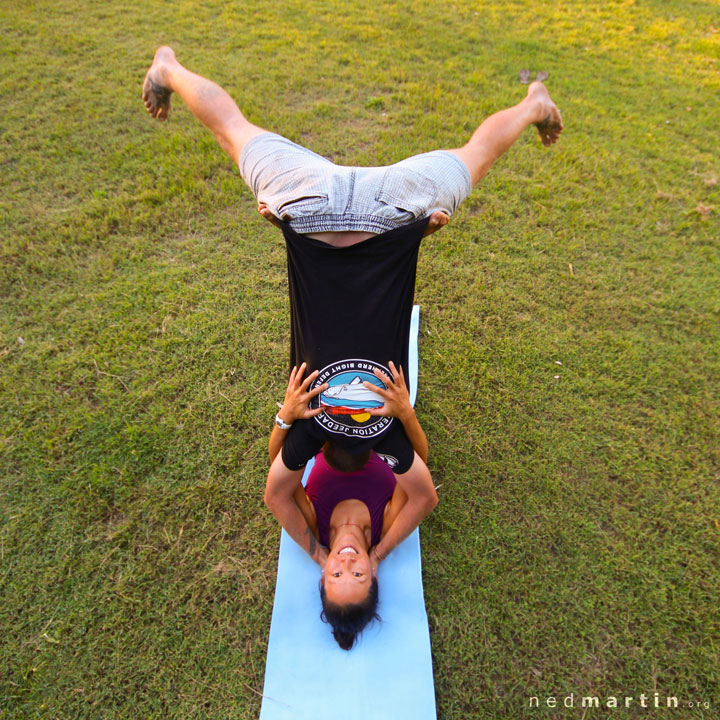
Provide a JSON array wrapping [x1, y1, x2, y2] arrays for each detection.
[[362, 361, 413, 421], [315, 545, 329, 570], [369, 546, 381, 577], [258, 203, 282, 228], [278, 362, 327, 424], [423, 210, 449, 237]]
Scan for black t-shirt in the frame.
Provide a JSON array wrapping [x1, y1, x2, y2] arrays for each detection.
[[280, 216, 430, 474]]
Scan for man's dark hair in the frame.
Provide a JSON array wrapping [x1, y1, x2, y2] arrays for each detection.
[[319, 576, 380, 651], [322, 442, 371, 474]]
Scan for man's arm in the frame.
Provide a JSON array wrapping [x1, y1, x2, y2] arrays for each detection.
[[369, 452, 438, 571], [363, 361, 428, 464], [269, 362, 328, 463], [264, 453, 328, 567], [268, 423, 290, 465]]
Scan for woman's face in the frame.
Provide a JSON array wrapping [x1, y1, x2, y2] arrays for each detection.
[[323, 534, 373, 606]]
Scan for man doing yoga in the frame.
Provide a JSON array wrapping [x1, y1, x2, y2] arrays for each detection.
[[142, 46, 562, 249]]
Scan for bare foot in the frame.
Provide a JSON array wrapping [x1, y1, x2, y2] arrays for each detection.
[[527, 81, 564, 147], [142, 46, 176, 120]]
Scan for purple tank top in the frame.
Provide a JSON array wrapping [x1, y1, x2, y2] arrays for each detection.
[[305, 451, 396, 548]]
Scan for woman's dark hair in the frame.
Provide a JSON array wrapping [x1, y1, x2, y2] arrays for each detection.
[[319, 576, 380, 651], [322, 442, 371, 474]]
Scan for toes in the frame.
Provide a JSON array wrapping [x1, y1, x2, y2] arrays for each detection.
[[142, 83, 156, 115], [142, 92, 169, 120], [142, 73, 172, 120]]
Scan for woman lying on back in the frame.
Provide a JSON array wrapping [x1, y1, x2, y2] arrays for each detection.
[[264, 362, 438, 650]]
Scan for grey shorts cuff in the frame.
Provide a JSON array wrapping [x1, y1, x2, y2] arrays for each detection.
[[288, 214, 402, 235]]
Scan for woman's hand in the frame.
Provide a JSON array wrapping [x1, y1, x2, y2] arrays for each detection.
[[278, 362, 327, 424], [362, 361, 413, 421]]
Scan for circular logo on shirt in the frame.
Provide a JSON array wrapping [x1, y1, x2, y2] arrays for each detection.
[[310, 359, 392, 438]]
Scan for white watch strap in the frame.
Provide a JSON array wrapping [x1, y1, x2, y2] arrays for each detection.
[[274, 413, 293, 430]]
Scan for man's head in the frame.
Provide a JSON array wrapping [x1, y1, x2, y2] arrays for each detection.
[[322, 441, 371, 474]]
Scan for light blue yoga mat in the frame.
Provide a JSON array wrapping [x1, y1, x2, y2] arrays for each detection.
[[260, 306, 436, 720]]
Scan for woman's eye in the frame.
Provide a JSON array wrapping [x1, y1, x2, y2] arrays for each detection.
[[333, 572, 341, 577], [353, 572, 362, 577]]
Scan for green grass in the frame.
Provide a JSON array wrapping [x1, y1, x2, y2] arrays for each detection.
[[1, 0, 719, 718]]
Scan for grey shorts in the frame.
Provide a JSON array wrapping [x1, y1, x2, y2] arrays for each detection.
[[238, 132, 473, 235]]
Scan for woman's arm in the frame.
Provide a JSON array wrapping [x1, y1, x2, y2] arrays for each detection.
[[363, 361, 428, 464], [264, 453, 328, 567], [268, 362, 328, 463], [370, 452, 437, 571]]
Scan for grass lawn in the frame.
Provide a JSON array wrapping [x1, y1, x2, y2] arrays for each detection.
[[1, 0, 719, 718]]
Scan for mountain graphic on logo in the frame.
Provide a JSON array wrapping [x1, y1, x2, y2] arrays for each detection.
[[320, 375, 384, 411]]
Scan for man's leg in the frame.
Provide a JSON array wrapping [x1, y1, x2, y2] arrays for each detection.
[[448, 81, 563, 187], [142, 46, 267, 163]]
